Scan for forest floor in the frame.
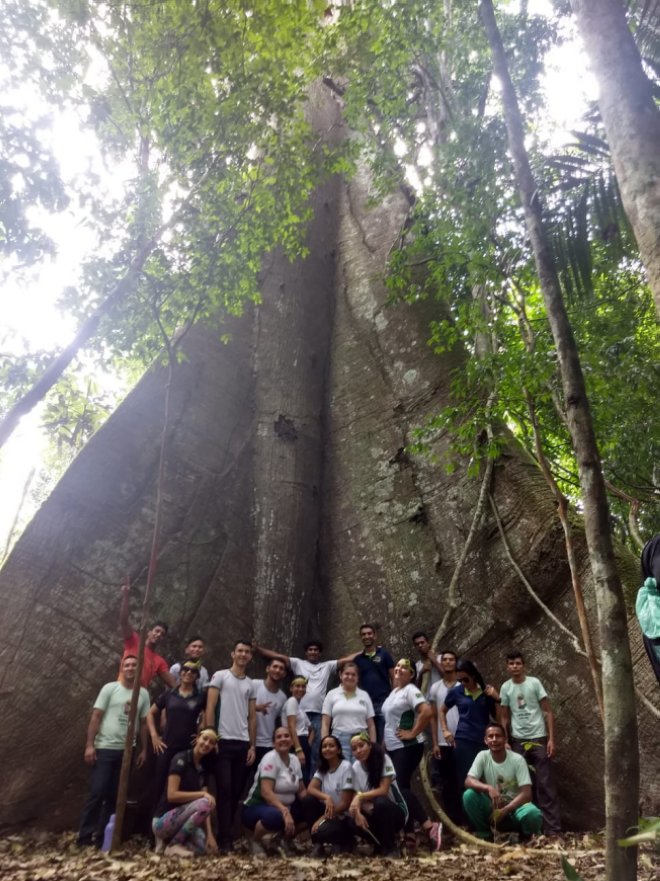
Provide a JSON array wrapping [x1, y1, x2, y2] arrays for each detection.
[[2, 832, 659, 881]]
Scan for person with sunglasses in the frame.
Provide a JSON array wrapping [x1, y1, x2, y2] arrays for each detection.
[[438, 658, 499, 794], [148, 659, 207, 807]]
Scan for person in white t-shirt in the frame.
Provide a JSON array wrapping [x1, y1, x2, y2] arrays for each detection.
[[169, 636, 210, 689], [254, 639, 356, 773], [321, 662, 376, 757], [284, 677, 312, 783], [428, 650, 463, 825], [205, 640, 257, 854], [381, 658, 440, 852], [242, 727, 307, 856], [245, 657, 288, 791], [411, 631, 443, 694], [302, 735, 355, 856], [348, 733, 407, 857]]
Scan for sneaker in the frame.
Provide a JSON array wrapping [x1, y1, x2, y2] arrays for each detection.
[[428, 821, 442, 851], [249, 840, 267, 858], [164, 843, 193, 858], [154, 838, 166, 855]]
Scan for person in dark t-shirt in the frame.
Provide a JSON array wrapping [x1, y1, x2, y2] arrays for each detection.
[[148, 660, 207, 805], [152, 729, 218, 856], [352, 624, 394, 743]]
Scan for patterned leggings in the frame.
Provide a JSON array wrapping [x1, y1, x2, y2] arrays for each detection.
[[152, 797, 212, 855]]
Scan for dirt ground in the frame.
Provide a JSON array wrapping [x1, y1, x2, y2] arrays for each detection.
[[1, 833, 658, 881]]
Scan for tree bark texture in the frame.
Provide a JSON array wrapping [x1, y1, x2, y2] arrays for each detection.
[[570, 0, 660, 319], [0, 84, 658, 835], [480, 3, 639, 878]]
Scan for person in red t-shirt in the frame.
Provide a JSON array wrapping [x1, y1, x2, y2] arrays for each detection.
[[119, 579, 176, 689]]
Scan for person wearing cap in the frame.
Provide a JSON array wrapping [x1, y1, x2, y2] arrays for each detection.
[[381, 658, 440, 851], [152, 728, 219, 856], [148, 659, 207, 806]]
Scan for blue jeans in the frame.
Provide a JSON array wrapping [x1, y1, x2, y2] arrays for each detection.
[[78, 749, 123, 846]]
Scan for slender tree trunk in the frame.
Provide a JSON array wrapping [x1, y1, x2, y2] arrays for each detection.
[[479, 3, 639, 879], [569, 0, 660, 319]]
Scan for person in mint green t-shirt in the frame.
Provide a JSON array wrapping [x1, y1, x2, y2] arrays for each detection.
[[463, 723, 542, 840], [77, 654, 150, 848], [499, 651, 560, 835]]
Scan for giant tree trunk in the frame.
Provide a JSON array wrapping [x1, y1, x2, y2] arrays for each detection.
[[0, 83, 658, 834], [480, 4, 639, 877], [570, 0, 660, 319]]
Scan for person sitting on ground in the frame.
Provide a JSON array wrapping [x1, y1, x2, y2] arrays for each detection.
[[463, 723, 542, 841], [148, 660, 207, 807], [348, 732, 408, 858], [321, 662, 376, 757], [302, 735, 355, 857], [152, 728, 218, 856], [242, 727, 307, 857], [119, 578, 175, 689], [284, 677, 313, 784], [381, 658, 440, 851], [170, 637, 210, 689], [439, 658, 498, 792]]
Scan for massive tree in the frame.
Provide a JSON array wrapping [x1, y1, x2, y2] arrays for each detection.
[[1, 83, 660, 834], [569, 0, 660, 320], [1, 0, 659, 847]]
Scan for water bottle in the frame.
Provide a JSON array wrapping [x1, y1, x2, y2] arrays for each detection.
[[101, 814, 116, 852]]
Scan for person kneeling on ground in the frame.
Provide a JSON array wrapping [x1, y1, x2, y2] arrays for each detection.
[[302, 735, 355, 857], [348, 732, 408, 858], [152, 728, 218, 857], [463, 723, 542, 841], [242, 727, 307, 857]]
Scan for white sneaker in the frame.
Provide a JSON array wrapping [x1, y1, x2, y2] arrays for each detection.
[[164, 843, 193, 858], [154, 838, 166, 855]]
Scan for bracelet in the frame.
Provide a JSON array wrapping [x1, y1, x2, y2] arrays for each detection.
[[295, 747, 303, 753]]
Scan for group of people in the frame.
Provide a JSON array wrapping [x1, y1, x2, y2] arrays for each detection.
[[77, 583, 560, 858]]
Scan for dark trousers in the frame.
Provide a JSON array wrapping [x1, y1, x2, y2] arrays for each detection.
[[153, 746, 185, 810], [373, 712, 385, 745], [349, 796, 405, 852], [307, 712, 322, 775], [433, 745, 463, 825], [454, 739, 482, 792], [512, 736, 561, 834], [389, 744, 426, 831], [301, 795, 353, 846], [214, 739, 249, 848], [244, 745, 270, 794], [78, 748, 123, 846]]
